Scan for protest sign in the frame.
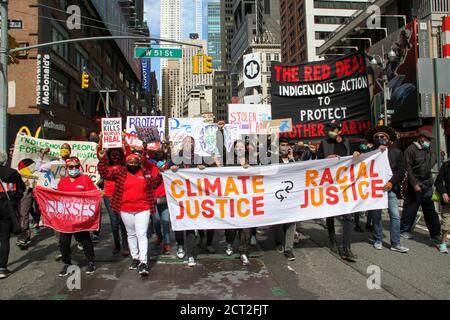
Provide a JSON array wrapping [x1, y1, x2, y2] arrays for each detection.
[[228, 104, 272, 134], [169, 118, 241, 156], [101, 117, 122, 148], [125, 116, 165, 149], [271, 51, 371, 140], [136, 126, 161, 144], [262, 118, 293, 134], [163, 150, 391, 230], [11, 134, 99, 187], [34, 186, 102, 233]]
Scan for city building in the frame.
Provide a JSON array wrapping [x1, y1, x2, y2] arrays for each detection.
[[161, 59, 180, 131], [160, 0, 181, 68], [7, 0, 149, 144], [182, 85, 214, 117], [194, 0, 204, 39], [280, 0, 372, 63], [213, 70, 230, 121], [208, 1, 222, 69]]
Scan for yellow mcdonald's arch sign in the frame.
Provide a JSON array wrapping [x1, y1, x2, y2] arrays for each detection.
[[96, 96, 114, 112], [18, 126, 42, 138]]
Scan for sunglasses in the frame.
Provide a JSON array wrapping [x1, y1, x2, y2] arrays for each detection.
[[67, 165, 80, 170]]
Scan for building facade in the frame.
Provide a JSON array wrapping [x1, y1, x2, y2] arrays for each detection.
[[160, 0, 181, 68], [7, 0, 148, 144], [182, 85, 214, 117], [280, 0, 372, 63], [208, 2, 222, 70], [213, 70, 230, 121]]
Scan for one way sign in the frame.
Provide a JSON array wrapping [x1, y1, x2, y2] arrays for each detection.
[[243, 53, 262, 88]]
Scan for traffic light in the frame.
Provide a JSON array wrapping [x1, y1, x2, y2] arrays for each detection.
[[202, 54, 213, 74], [192, 54, 200, 74], [81, 72, 89, 89]]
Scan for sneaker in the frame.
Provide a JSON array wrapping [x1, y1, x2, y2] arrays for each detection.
[[284, 250, 296, 261], [240, 254, 250, 266], [354, 225, 364, 233], [341, 248, 357, 262], [77, 242, 84, 251], [163, 245, 172, 255], [276, 244, 284, 253], [92, 235, 100, 243], [177, 246, 186, 259], [59, 264, 71, 277], [225, 244, 233, 256], [55, 253, 63, 261], [85, 262, 96, 275], [439, 243, 449, 253], [122, 249, 130, 257], [129, 259, 140, 270], [374, 242, 383, 250], [187, 257, 196, 267], [206, 245, 216, 254], [17, 238, 31, 246], [391, 245, 410, 253], [0, 268, 11, 279], [250, 235, 257, 246], [154, 236, 162, 247], [138, 263, 149, 276], [400, 232, 413, 239]]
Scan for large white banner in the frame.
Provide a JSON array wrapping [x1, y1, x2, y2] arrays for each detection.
[[169, 118, 240, 157], [125, 116, 166, 149], [163, 151, 392, 231], [243, 53, 262, 88], [11, 134, 100, 187], [228, 104, 272, 135]]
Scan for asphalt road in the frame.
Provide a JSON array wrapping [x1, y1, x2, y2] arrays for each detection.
[[1, 210, 449, 300]]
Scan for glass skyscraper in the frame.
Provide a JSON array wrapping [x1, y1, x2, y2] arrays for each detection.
[[207, 2, 221, 70]]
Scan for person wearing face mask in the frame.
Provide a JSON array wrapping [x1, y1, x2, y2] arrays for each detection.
[[98, 151, 162, 276], [300, 143, 318, 161], [317, 120, 361, 262], [365, 126, 409, 253], [35, 143, 73, 260], [88, 131, 100, 144], [221, 140, 253, 266], [400, 131, 441, 242], [273, 138, 297, 261], [169, 136, 214, 266], [57, 157, 98, 276]]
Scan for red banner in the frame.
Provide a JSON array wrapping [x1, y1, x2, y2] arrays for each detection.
[[34, 186, 102, 233]]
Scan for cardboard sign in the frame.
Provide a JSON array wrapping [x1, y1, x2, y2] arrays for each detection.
[[126, 116, 166, 150], [228, 104, 272, 134], [101, 118, 122, 148], [263, 118, 293, 134], [136, 126, 161, 144]]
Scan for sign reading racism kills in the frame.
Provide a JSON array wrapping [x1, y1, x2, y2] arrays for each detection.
[[271, 51, 371, 140]]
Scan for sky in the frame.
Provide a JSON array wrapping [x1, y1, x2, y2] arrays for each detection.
[[143, 0, 216, 92]]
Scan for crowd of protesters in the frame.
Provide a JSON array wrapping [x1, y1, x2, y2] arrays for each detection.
[[0, 120, 449, 280]]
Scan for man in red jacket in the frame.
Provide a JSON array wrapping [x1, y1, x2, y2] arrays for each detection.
[[57, 157, 97, 277]]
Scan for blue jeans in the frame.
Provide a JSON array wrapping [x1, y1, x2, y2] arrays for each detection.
[[372, 192, 401, 246], [155, 203, 171, 245], [104, 197, 128, 249]]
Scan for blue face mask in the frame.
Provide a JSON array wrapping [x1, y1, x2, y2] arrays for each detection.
[[375, 138, 387, 146], [68, 169, 81, 178], [422, 141, 431, 149]]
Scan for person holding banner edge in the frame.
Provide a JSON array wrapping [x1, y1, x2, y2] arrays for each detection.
[[57, 157, 98, 276], [365, 126, 409, 253], [98, 151, 163, 276], [317, 120, 361, 262]]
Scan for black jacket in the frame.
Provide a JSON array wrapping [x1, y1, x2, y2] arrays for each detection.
[[387, 148, 406, 189], [404, 142, 434, 188], [435, 160, 450, 197], [317, 137, 352, 159], [0, 166, 25, 219]]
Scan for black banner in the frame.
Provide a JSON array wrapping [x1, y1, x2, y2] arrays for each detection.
[[271, 52, 371, 140]]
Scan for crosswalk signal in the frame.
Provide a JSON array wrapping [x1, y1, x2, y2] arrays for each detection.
[[202, 54, 213, 74], [81, 72, 89, 89], [192, 54, 200, 74]]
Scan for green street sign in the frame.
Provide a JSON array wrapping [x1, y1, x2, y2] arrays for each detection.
[[134, 47, 183, 59]]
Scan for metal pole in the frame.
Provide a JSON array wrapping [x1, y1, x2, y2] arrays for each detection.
[[434, 58, 442, 169], [0, 0, 8, 151], [105, 88, 110, 118]]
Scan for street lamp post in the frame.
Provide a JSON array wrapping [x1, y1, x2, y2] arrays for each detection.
[[370, 45, 397, 126]]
